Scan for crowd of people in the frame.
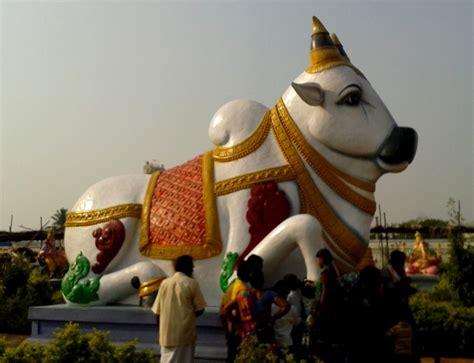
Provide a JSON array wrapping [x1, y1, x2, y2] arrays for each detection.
[[220, 249, 419, 363], [151, 250, 418, 363]]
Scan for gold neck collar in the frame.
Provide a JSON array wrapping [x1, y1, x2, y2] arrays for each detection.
[[271, 99, 374, 268]]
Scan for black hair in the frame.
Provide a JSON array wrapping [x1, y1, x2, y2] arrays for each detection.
[[360, 265, 381, 290], [283, 273, 301, 291], [249, 269, 264, 290], [174, 255, 194, 276], [273, 280, 290, 298], [390, 250, 407, 267], [246, 254, 263, 273], [236, 260, 250, 283], [316, 248, 333, 266]]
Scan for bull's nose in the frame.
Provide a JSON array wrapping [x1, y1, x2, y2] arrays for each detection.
[[379, 127, 418, 164]]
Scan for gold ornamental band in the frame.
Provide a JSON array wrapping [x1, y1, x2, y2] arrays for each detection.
[[271, 104, 366, 265], [64, 203, 143, 227], [276, 99, 375, 193], [139, 277, 166, 297], [215, 165, 296, 196], [139, 171, 162, 252], [276, 100, 376, 215], [212, 110, 271, 162]]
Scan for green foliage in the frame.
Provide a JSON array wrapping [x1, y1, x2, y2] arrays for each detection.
[[50, 208, 68, 232], [398, 217, 449, 230], [0, 255, 63, 334], [445, 231, 474, 307], [0, 341, 45, 363], [0, 337, 5, 357], [0, 323, 157, 363], [408, 229, 474, 357], [114, 340, 157, 363], [235, 335, 324, 363], [410, 291, 474, 357]]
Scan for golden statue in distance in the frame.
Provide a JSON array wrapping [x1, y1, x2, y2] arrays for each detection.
[[405, 231, 442, 275]]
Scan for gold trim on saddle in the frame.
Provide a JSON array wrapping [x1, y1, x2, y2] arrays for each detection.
[[212, 110, 272, 162], [65, 204, 143, 227], [139, 171, 162, 250], [215, 165, 296, 196], [139, 152, 222, 260], [270, 102, 368, 266]]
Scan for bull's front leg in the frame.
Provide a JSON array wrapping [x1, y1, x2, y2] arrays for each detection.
[[63, 218, 167, 306], [249, 214, 324, 282]]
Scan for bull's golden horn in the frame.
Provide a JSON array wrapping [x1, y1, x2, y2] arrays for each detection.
[[330, 33, 350, 61], [307, 16, 356, 74], [312, 16, 329, 35]]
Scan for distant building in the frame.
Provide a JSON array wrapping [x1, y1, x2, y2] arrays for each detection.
[[144, 161, 165, 174]]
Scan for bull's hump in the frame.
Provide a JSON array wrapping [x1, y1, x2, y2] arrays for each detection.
[[209, 99, 268, 147]]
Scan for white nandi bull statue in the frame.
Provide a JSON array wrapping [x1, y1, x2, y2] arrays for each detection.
[[62, 16, 417, 306]]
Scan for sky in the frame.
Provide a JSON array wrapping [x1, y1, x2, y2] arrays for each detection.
[[1, 1, 472, 231]]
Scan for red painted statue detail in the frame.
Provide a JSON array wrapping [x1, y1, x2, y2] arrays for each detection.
[[237, 181, 290, 265], [92, 219, 126, 274]]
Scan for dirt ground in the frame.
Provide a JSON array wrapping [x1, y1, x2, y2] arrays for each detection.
[[1, 334, 29, 348]]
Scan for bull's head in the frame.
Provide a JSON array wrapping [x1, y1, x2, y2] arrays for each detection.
[[283, 16, 417, 181]]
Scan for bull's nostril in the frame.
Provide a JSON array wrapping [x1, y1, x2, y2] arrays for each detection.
[[379, 127, 417, 164]]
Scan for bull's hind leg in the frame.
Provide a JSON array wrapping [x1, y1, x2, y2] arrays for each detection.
[[63, 175, 167, 306], [249, 214, 324, 282]]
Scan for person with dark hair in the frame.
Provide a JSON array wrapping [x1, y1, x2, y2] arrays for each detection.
[[246, 254, 263, 276], [381, 250, 408, 292], [152, 255, 206, 363], [284, 273, 303, 318], [303, 248, 343, 361], [283, 274, 305, 349], [249, 270, 290, 344], [271, 280, 302, 347], [381, 250, 417, 329], [220, 260, 251, 362], [349, 265, 390, 363], [174, 254, 194, 276]]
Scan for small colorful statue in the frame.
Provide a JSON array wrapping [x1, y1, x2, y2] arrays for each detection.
[[39, 229, 68, 278], [405, 231, 442, 275]]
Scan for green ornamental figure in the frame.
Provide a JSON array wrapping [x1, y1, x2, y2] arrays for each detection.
[[219, 251, 239, 293], [62, 252, 101, 304]]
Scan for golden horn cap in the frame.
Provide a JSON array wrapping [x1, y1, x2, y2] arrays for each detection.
[[307, 16, 360, 75], [330, 33, 350, 61], [312, 16, 329, 35]]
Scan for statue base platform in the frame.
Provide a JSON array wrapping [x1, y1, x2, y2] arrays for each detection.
[[409, 274, 440, 291], [28, 304, 226, 362]]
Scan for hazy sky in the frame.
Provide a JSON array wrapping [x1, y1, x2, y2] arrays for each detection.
[[1, 1, 473, 231]]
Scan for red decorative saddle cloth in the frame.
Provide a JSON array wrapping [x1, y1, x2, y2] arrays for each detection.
[[139, 152, 222, 260]]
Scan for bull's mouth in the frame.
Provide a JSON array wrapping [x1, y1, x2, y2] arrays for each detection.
[[376, 127, 418, 172]]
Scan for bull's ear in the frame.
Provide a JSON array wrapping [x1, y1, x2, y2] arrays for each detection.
[[291, 82, 324, 106]]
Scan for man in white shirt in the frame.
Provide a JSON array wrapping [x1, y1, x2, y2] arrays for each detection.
[[152, 255, 206, 363]]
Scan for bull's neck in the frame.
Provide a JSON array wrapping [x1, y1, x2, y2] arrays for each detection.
[[271, 99, 375, 269], [273, 99, 376, 207]]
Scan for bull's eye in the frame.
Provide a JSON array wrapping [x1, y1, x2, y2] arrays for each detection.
[[344, 91, 361, 106], [337, 85, 362, 107]]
